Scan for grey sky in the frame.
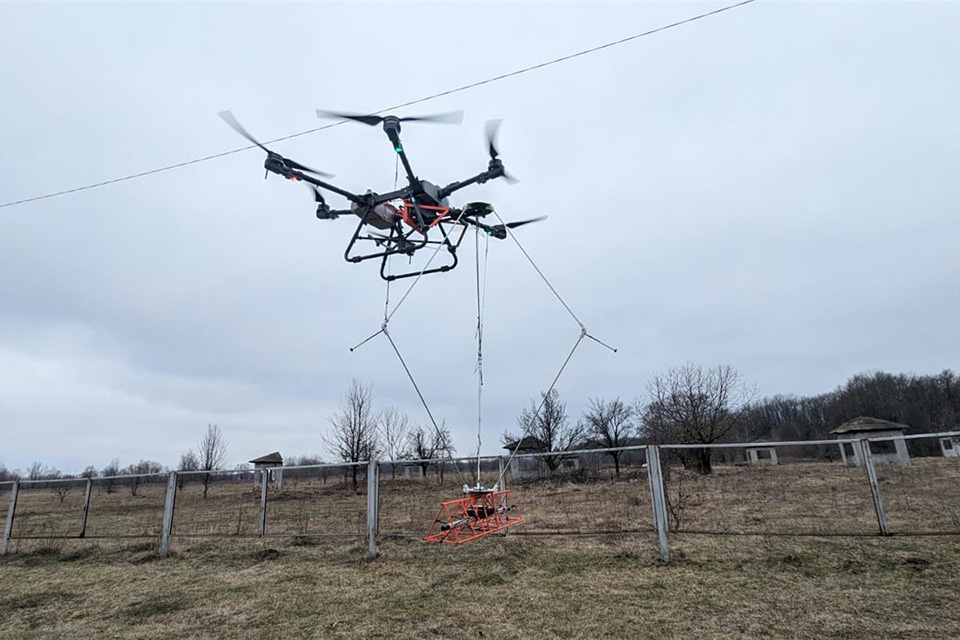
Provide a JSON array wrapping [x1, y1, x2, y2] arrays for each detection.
[[1, 2, 958, 474]]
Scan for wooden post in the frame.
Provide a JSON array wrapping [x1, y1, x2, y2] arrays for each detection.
[[258, 472, 269, 537], [859, 439, 889, 535], [2, 481, 20, 555], [79, 478, 93, 538], [366, 460, 379, 560], [645, 446, 670, 563], [159, 472, 177, 558]]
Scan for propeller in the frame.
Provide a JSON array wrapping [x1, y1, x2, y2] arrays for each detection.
[[503, 216, 547, 230], [316, 109, 464, 126], [218, 110, 334, 178], [486, 215, 547, 239], [484, 120, 519, 184]]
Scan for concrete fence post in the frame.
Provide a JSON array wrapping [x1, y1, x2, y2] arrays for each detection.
[[367, 460, 379, 560], [79, 478, 93, 539], [645, 446, 671, 563], [498, 456, 509, 537], [2, 481, 20, 555], [159, 472, 177, 558], [859, 439, 889, 535], [258, 472, 269, 537]]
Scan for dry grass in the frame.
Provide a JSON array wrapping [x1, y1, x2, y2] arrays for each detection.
[[1, 535, 959, 639], [2, 458, 959, 637]]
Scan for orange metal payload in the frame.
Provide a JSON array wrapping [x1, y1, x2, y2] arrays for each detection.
[[425, 487, 523, 544]]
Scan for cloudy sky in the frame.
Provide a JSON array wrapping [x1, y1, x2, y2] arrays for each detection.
[[1, 2, 958, 474]]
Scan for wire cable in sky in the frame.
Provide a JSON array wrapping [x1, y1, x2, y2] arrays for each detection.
[[0, 0, 755, 210]]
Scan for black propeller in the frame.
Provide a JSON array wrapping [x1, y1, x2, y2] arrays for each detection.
[[218, 110, 334, 178], [316, 109, 464, 126], [484, 120, 519, 185], [485, 215, 547, 239], [504, 216, 547, 229]]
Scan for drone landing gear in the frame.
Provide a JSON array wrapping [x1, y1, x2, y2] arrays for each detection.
[[343, 201, 468, 281], [425, 487, 523, 545]]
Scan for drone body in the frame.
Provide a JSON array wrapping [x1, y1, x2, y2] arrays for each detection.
[[220, 109, 544, 281]]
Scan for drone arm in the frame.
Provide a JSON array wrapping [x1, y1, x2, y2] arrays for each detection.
[[437, 165, 503, 200], [289, 169, 366, 206], [460, 215, 506, 239]]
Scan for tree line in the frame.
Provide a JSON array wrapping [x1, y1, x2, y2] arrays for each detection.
[[3, 367, 956, 484]]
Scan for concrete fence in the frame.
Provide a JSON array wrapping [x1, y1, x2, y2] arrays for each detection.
[[2, 431, 958, 563]]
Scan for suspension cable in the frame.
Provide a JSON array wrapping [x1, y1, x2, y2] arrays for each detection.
[[495, 331, 587, 489], [382, 327, 468, 486], [491, 209, 617, 353], [474, 225, 485, 485], [349, 239, 447, 352]]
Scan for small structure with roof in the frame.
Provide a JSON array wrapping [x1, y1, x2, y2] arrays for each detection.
[[502, 437, 580, 479], [940, 435, 960, 459], [831, 417, 910, 467], [249, 451, 284, 489], [745, 440, 779, 466]]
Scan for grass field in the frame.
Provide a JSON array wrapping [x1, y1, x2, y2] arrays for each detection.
[[1, 535, 959, 638], [2, 457, 959, 638]]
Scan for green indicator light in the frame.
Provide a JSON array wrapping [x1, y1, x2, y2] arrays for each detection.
[[486, 230, 493, 236], [394, 146, 403, 153]]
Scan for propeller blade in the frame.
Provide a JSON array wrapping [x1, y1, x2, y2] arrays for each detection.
[[306, 184, 323, 203], [501, 170, 520, 185], [220, 111, 334, 178], [219, 110, 271, 153], [505, 216, 547, 229], [399, 110, 463, 125], [316, 110, 383, 126], [484, 119, 502, 159], [285, 158, 335, 179]]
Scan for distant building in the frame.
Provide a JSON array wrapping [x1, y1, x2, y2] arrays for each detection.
[[831, 417, 910, 467], [249, 451, 283, 489], [502, 437, 580, 479], [745, 441, 779, 466], [940, 435, 960, 459]]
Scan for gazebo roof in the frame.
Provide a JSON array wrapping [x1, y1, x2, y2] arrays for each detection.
[[503, 436, 542, 452], [249, 451, 283, 464], [830, 416, 910, 435]]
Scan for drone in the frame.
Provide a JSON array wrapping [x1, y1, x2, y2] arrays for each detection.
[[219, 109, 545, 281]]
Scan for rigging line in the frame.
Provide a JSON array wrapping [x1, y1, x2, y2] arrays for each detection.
[[384, 240, 446, 323], [491, 209, 618, 353], [383, 328, 468, 487], [495, 331, 587, 489], [348, 239, 447, 352], [474, 224, 484, 485], [490, 210, 582, 327], [0, 0, 756, 211]]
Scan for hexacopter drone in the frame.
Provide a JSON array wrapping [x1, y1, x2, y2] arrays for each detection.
[[219, 109, 545, 281]]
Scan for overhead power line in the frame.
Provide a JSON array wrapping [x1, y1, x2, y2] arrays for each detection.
[[0, 0, 756, 210]]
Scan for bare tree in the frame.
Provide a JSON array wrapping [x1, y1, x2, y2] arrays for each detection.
[[27, 461, 44, 481], [324, 379, 381, 489], [583, 397, 635, 477], [640, 363, 754, 474], [379, 406, 411, 479], [177, 449, 200, 491], [101, 458, 121, 494], [432, 424, 455, 485], [407, 425, 437, 480], [122, 460, 164, 496], [80, 466, 98, 479], [198, 424, 229, 499], [504, 389, 585, 474]]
